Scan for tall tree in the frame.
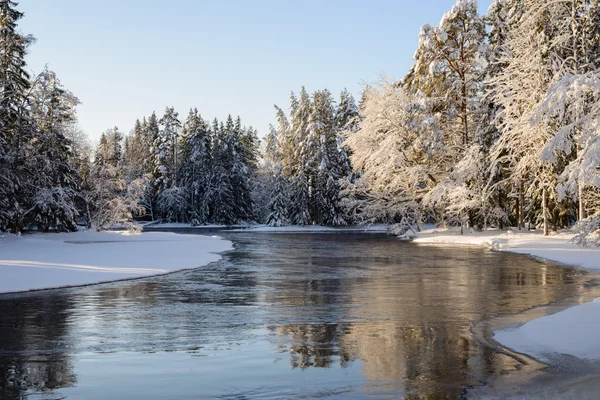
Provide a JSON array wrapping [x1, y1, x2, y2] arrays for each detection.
[[0, 0, 35, 232]]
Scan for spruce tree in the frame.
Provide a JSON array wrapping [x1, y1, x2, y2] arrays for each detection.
[[180, 108, 211, 224], [0, 0, 34, 232], [27, 69, 81, 231], [267, 165, 290, 227]]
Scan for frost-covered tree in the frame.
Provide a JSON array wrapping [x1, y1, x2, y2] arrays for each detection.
[[404, 0, 487, 229], [487, 0, 560, 235], [405, 0, 486, 148], [90, 130, 145, 230], [343, 80, 430, 229]]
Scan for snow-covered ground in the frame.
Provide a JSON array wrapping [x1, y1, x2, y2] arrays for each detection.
[[233, 224, 389, 233], [0, 230, 232, 294], [414, 227, 600, 363]]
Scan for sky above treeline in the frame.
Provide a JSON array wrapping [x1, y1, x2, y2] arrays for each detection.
[[19, 0, 493, 143]]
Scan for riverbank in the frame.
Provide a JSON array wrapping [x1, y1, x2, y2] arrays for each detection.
[[0, 230, 233, 294], [413, 227, 600, 363], [232, 224, 389, 233]]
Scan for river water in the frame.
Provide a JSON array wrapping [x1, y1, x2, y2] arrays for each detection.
[[0, 231, 598, 399]]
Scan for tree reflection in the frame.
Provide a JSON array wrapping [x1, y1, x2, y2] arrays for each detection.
[[0, 293, 76, 399], [260, 235, 587, 398]]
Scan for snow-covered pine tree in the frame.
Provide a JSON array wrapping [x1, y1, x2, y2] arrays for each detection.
[[180, 108, 211, 224], [0, 121, 11, 231], [267, 164, 290, 227], [405, 0, 487, 231], [288, 87, 312, 225], [312, 89, 347, 225], [0, 0, 35, 232], [26, 68, 81, 231], [208, 118, 236, 223], [154, 107, 181, 193], [228, 116, 254, 222], [335, 89, 358, 179], [143, 112, 160, 220]]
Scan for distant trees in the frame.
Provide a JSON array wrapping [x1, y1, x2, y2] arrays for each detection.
[[113, 110, 259, 226]]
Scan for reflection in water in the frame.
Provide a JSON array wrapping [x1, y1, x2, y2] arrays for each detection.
[[0, 232, 595, 399]]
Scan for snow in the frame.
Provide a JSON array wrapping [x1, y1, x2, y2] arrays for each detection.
[[413, 228, 600, 270], [413, 227, 600, 362], [233, 224, 389, 233], [494, 299, 600, 362], [0, 230, 232, 294]]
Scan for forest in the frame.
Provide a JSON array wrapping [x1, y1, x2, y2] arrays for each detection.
[[1, 0, 600, 244]]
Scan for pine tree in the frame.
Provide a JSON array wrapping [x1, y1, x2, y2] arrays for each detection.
[[335, 89, 357, 180], [26, 68, 81, 231], [0, 0, 35, 232], [267, 165, 290, 227], [289, 87, 312, 225], [180, 108, 211, 224], [405, 0, 487, 231], [208, 118, 234, 223]]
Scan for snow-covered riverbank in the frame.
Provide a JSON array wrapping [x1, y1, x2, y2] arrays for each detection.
[[414, 227, 600, 363], [0, 230, 233, 294]]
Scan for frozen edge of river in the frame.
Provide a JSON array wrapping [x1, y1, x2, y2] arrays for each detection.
[[413, 228, 600, 363], [0, 229, 233, 294]]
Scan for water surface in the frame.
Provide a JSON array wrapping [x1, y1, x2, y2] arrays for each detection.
[[0, 232, 596, 399]]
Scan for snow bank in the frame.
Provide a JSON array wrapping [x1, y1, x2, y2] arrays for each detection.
[[413, 227, 600, 361], [234, 224, 389, 233], [494, 299, 600, 362], [0, 230, 232, 294], [414, 228, 600, 270]]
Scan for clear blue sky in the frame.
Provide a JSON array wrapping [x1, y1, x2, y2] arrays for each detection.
[[18, 0, 493, 142]]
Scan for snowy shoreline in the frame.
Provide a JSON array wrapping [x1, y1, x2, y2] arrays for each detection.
[[413, 227, 600, 364], [0, 230, 233, 294]]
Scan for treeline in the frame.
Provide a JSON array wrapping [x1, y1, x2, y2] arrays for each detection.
[[93, 110, 260, 228], [4, 0, 600, 242], [0, 0, 262, 233], [266, 0, 600, 241]]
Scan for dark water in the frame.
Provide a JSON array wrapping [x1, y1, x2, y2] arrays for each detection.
[[0, 232, 596, 399]]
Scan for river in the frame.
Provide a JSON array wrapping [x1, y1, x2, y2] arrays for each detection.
[[0, 231, 598, 399]]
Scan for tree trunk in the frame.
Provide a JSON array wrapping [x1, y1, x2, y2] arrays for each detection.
[[552, 208, 558, 232], [515, 197, 521, 230], [543, 187, 549, 236], [519, 181, 525, 230], [579, 182, 585, 221]]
